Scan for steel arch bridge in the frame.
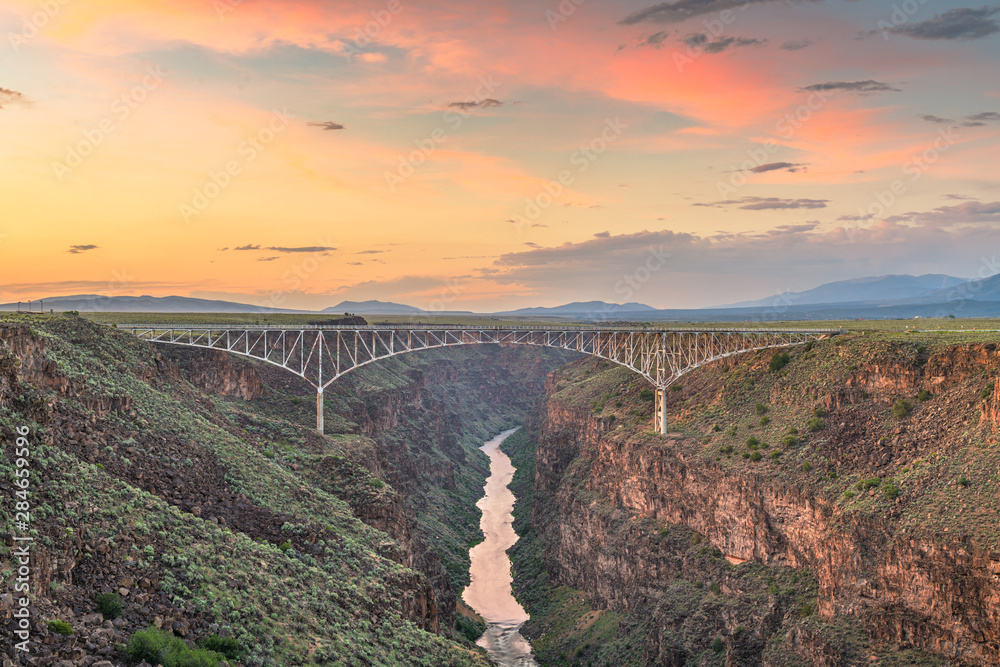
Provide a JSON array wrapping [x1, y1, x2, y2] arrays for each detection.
[[119, 324, 838, 434]]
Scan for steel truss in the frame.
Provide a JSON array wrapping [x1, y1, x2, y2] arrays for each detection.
[[121, 324, 837, 434]]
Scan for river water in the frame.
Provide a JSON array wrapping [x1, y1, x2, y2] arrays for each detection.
[[462, 428, 539, 667]]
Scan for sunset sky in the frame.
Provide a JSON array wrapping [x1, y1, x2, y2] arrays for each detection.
[[2, 0, 999, 311]]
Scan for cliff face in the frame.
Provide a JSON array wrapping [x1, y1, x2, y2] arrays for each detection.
[[5, 316, 563, 666], [168, 340, 574, 634], [518, 338, 1000, 666]]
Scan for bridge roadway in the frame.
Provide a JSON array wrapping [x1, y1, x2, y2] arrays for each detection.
[[119, 323, 839, 435]]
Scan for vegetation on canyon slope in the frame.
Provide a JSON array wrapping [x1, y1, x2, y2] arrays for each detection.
[[506, 330, 998, 666], [0, 313, 566, 665]]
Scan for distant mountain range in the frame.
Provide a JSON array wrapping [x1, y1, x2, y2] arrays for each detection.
[[496, 301, 658, 317], [717, 274, 969, 308], [322, 300, 472, 315], [0, 294, 307, 314], [5, 273, 1000, 321]]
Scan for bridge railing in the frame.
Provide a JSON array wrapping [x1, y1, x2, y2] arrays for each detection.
[[116, 323, 843, 334]]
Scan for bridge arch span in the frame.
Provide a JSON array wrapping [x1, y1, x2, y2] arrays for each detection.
[[120, 324, 837, 434]]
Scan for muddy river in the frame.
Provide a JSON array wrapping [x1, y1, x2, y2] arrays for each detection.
[[462, 428, 538, 667]]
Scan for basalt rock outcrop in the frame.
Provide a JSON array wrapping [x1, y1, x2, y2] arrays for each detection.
[[516, 338, 1000, 666]]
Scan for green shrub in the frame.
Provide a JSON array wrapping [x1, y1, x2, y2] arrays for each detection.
[[709, 582, 721, 594], [670, 385, 682, 392], [892, 399, 912, 419], [786, 426, 799, 435], [769, 353, 790, 372], [959, 476, 970, 488], [456, 614, 486, 643], [127, 627, 224, 667], [639, 388, 655, 402], [96, 592, 123, 620], [278, 541, 292, 552], [769, 451, 781, 461], [755, 403, 769, 415], [759, 416, 770, 426], [47, 619, 73, 636], [843, 490, 855, 499], [982, 381, 995, 400], [746, 437, 759, 449], [812, 407, 825, 418], [200, 634, 241, 660], [750, 451, 762, 462], [883, 484, 899, 500], [712, 424, 721, 432], [781, 435, 798, 447], [801, 461, 812, 472], [806, 417, 824, 432], [712, 636, 724, 653], [917, 389, 932, 402]]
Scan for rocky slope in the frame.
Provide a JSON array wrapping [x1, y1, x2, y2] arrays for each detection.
[[509, 333, 1000, 666], [0, 313, 569, 666]]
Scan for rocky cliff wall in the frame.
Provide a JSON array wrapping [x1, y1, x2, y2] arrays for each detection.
[[521, 339, 1000, 666]]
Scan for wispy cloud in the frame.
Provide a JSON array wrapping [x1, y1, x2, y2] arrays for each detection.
[[920, 111, 1000, 127], [482, 216, 1000, 307], [620, 0, 819, 25], [636, 30, 673, 48], [67, 244, 99, 254], [0, 87, 27, 109], [308, 121, 345, 131], [885, 200, 1000, 225], [683, 33, 767, 53], [801, 80, 900, 94], [267, 246, 336, 253], [749, 162, 806, 174], [694, 196, 828, 210], [232, 244, 335, 253], [780, 38, 813, 50], [886, 6, 1000, 40], [447, 98, 503, 110]]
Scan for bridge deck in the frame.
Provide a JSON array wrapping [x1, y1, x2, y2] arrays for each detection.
[[116, 323, 840, 435]]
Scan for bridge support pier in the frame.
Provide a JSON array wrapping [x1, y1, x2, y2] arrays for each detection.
[[656, 386, 667, 435], [316, 388, 324, 435]]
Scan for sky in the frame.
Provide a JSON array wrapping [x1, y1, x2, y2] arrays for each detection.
[[1, 0, 999, 312]]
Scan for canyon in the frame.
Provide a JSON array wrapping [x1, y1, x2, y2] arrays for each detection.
[[3, 316, 999, 666]]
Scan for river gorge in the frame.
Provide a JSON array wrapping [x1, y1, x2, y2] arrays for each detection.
[[2, 317, 998, 665], [463, 428, 538, 667]]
